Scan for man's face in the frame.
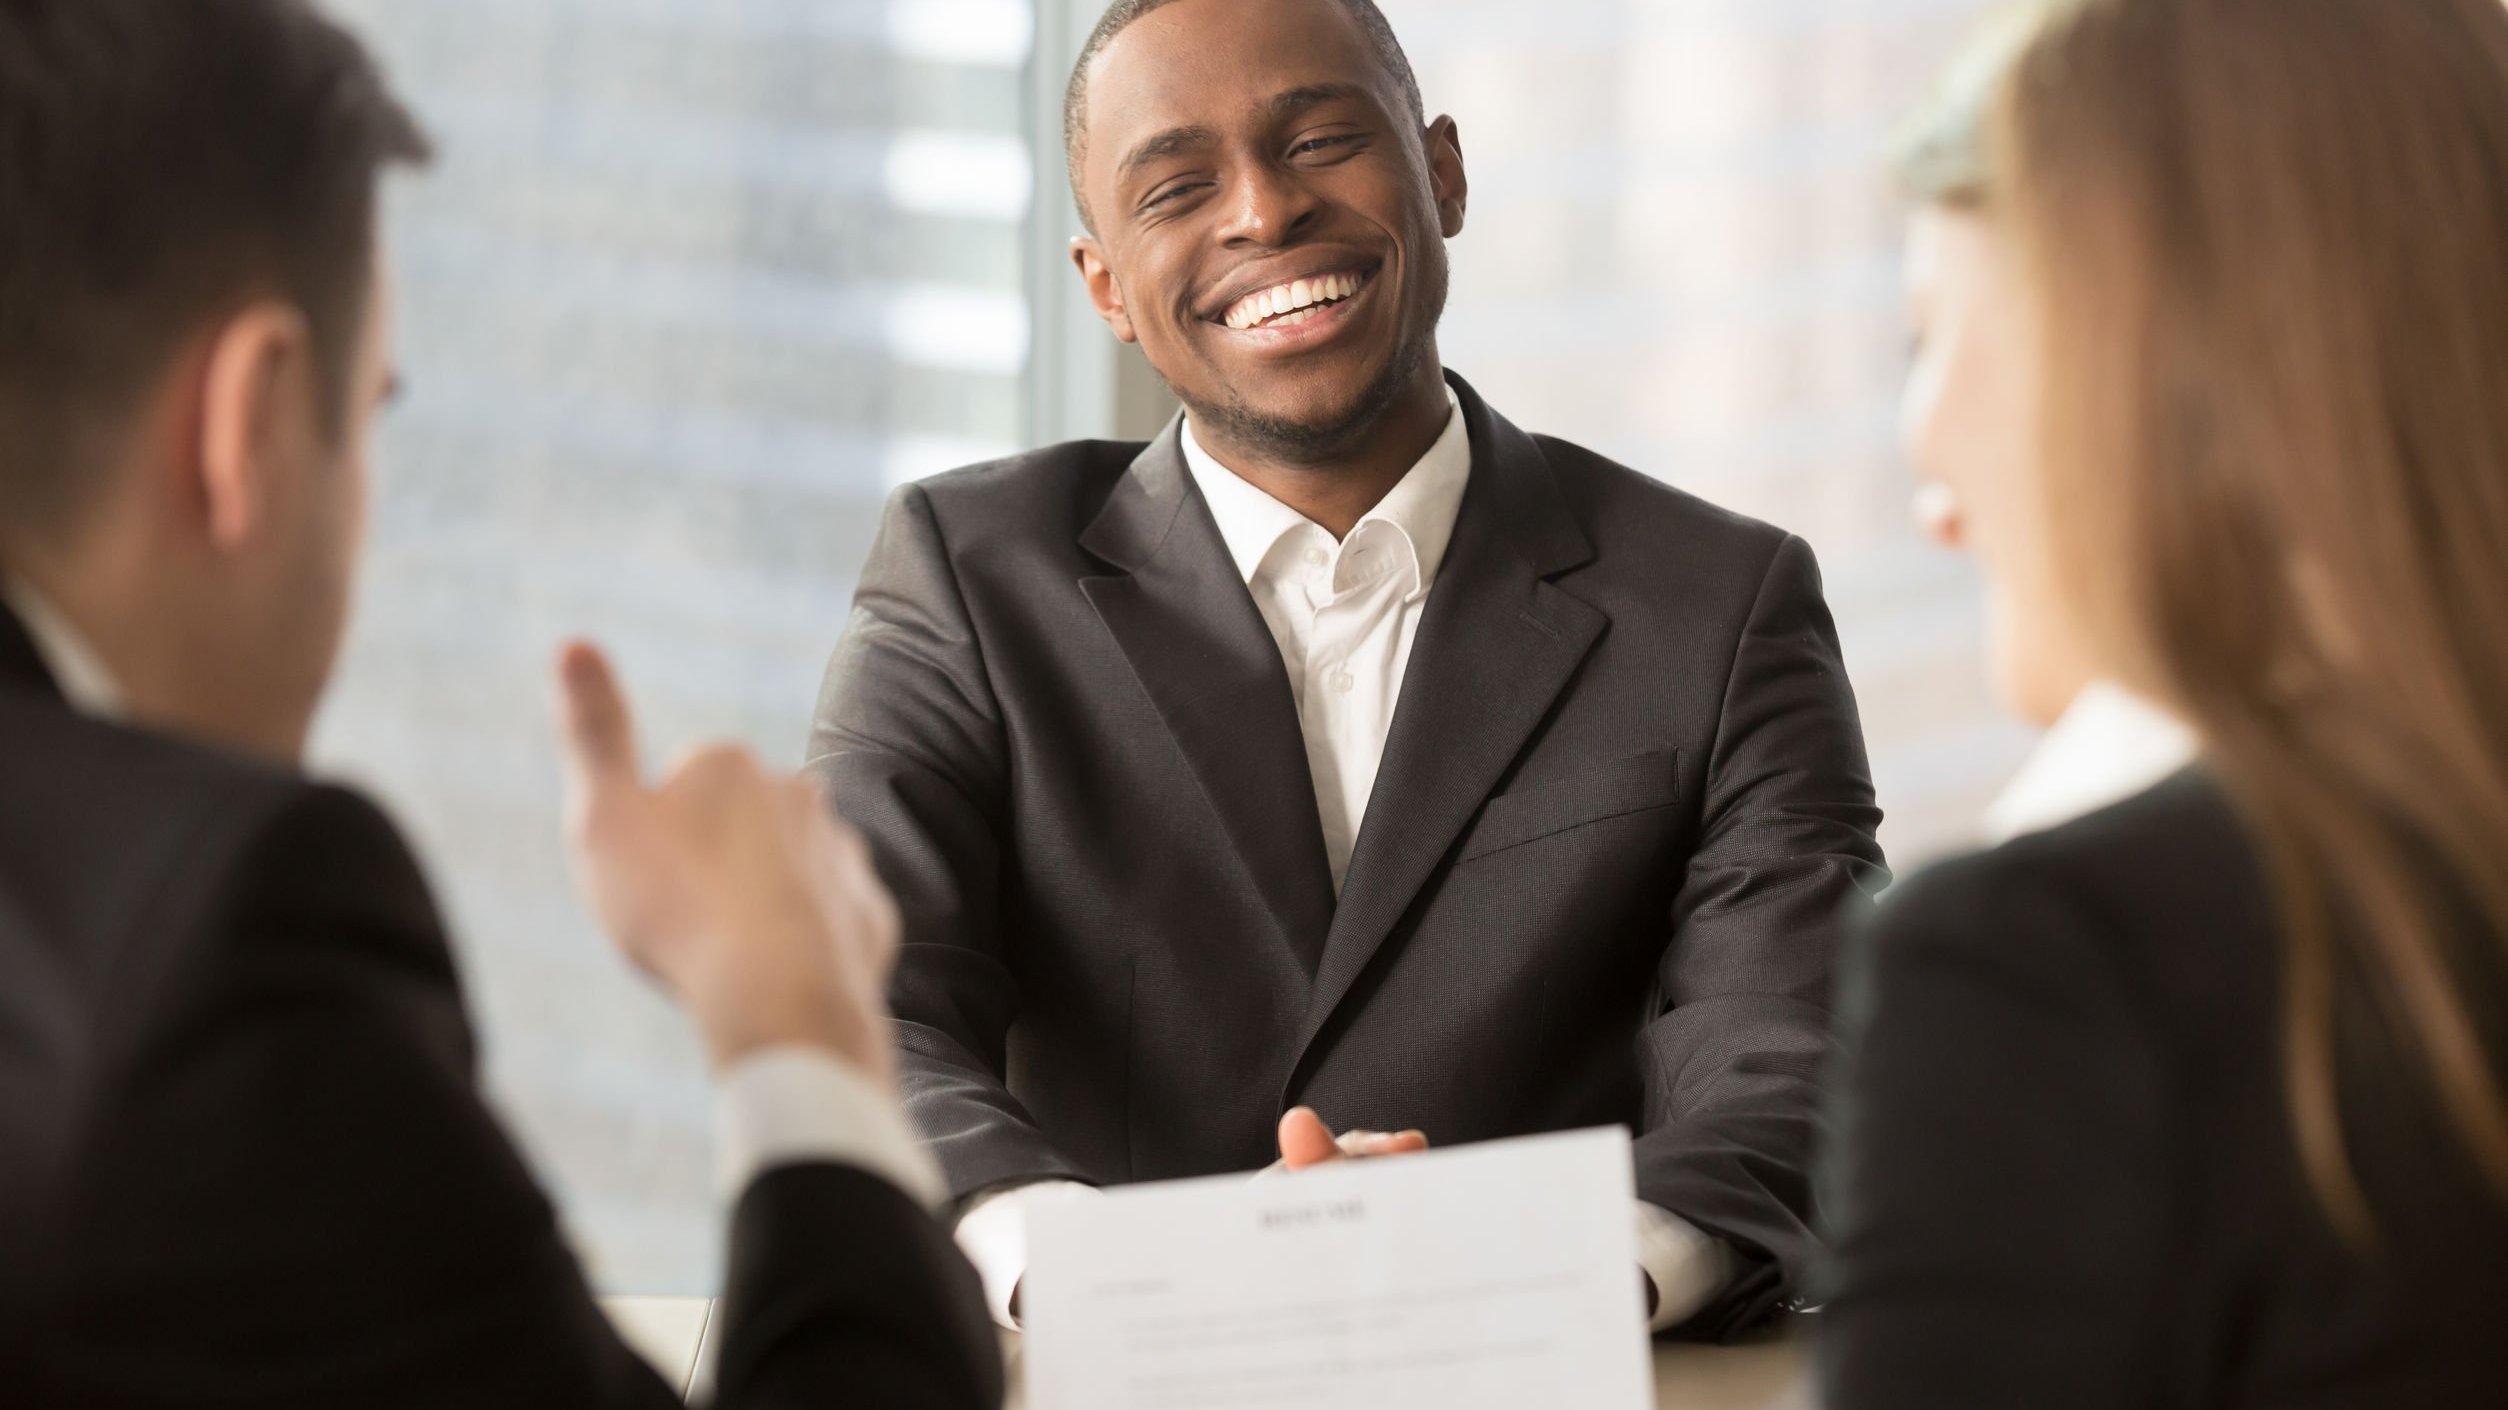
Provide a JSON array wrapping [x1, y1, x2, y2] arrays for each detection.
[[1071, 0, 1466, 461]]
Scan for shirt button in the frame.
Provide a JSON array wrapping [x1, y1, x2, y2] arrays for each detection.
[[1329, 671, 1356, 693], [1304, 548, 1328, 567]]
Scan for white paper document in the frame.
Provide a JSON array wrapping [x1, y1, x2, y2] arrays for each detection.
[[1022, 1126, 1653, 1410]]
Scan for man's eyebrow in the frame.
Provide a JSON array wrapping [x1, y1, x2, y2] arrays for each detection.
[[1110, 85, 1377, 185], [1269, 82, 1373, 119], [1118, 124, 1219, 183]]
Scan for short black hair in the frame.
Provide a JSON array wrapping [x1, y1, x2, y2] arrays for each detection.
[[0, 0, 430, 530], [1063, 0, 1427, 229]]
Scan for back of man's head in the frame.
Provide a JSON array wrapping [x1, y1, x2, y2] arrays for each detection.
[[0, 0, 429, 534]]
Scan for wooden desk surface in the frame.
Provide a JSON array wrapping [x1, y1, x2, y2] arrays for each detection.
[[1646, 1333, 1815, 1410]]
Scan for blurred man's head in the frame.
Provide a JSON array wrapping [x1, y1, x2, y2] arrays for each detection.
[[1064, 0, 1467, 468], [0, 0, 428, 759]]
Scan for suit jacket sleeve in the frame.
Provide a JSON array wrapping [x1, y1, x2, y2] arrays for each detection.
[[55, 784, 998, 1410], [1816, 853, 2170, 1409], [1638, 532, 1889, 1337], [808, 482, 1094, 1202]]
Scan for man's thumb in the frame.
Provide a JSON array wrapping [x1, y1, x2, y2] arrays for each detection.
[[1277, 1106, 1343, 1170]]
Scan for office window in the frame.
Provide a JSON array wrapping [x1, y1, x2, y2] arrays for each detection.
[[314, 0, 1037, 1293], [1375, 0, 2023, 862]]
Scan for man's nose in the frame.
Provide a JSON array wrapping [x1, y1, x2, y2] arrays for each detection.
[[1215, 162, 1324, 247]]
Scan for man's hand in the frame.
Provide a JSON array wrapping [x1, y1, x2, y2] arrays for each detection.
[[1273, 1106, 1428, 1171], [554, 641, 901, 1083]]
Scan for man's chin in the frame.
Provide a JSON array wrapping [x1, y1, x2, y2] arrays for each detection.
[[1180, 391, 1381, 466], [1177, 344, 1428, 467]]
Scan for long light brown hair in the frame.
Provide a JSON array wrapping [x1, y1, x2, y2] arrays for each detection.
[[1949, 0, 2508, 1234]]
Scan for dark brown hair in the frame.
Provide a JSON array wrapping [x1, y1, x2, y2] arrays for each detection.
[[1971, 0, 2508, 1233], [0, 0, 430, 529]]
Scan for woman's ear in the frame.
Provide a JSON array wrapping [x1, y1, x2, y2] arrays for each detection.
[[194, 301, 314, 552]]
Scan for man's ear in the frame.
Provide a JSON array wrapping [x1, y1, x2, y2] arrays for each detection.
[[1426, 116, 1469, 239], [1071, 237, 1140, 344], [195, 301, 316, 553]]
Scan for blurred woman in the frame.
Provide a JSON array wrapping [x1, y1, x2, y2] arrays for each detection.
[[1894, 12, 2197, 843], [1821, 0, 2508, 1404]]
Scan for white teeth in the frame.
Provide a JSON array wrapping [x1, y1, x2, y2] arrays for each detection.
[[1223, 269, 1367, 330]]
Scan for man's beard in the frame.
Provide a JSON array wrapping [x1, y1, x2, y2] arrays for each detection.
[[1172, 320, 1437, 469]]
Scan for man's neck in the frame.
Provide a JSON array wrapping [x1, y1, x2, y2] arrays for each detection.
[[4, 536, 303, 762], [1190, 368, 1456, 540]]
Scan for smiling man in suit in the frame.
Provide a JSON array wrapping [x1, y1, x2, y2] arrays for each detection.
[[810, 0, 1889, 1339]]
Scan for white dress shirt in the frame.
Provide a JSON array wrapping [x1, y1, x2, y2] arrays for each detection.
[[0, 576, 940, 1214], [954, 397, 1736, 1332], [3, 577, 125, 717], [1984, 682, 2198, 844], [1189, 389, 1472, 888]]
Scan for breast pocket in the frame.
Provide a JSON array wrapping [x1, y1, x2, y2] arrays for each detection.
[[1454, 748, 1684, 863]]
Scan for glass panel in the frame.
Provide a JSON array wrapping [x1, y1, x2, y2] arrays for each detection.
[[314, 0, 1036, 1294], [1377, 0, 2025, 863]]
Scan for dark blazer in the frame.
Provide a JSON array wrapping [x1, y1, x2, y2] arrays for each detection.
[[1821, 770, 2508, 1406], [0, 604, 1001, 1409], [809, 372, 1888, 1334]]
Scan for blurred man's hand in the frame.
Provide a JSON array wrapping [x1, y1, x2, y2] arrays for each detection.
[[1273, 1107, 1429, 1171], [554, 640, 900, 1084]]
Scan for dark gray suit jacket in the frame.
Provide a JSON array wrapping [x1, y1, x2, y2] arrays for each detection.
[[809, 373, 1888, 1334], [1823, 772, 2508, 1406], [0, 603, 1001, 1409]]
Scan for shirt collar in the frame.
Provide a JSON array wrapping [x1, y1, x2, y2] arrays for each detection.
[[1983, 682, 2197, 843], [0, 578, 127, 719], [1180, 387, 1471, 604]]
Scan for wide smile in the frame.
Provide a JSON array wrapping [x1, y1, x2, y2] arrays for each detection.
[[1206, 263, 1381, 351]]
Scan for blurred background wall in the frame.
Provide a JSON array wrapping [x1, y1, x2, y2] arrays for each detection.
[[312, 0, 2010, 1295]]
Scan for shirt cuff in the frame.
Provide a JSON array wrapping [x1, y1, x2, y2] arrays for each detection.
[[1635, 1200, 1737, 1331], [715, 1047, 946, 1214], [954, 1179, 1099, 1330]]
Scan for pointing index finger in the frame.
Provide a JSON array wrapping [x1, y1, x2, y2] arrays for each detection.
[[555, 640, 643, 813]]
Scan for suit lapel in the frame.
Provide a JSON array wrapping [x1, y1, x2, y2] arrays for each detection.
[[1080, 423, 1339, 974], [1290, 378, 1605, 1075]]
